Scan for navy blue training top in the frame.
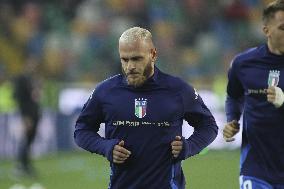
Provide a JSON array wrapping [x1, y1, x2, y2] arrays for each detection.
[[75, 67, 218, 189], [226, 44, 284, 184]]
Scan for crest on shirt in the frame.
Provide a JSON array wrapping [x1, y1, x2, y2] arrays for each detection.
[[135, 98, 147, 118], [268, 70, 280, 87]]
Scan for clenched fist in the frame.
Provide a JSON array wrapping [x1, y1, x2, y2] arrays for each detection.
[[267, 86, 284, 108], [223, 120, 240, 142], [171, 136, 183, 158], [112, 140, 131, 164]]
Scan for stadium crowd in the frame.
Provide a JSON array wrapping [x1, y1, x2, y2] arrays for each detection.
[[0, 0, 272, 131], [0, 0, 270, 83]]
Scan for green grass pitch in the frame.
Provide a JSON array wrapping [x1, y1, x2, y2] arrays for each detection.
[[0, 150, 240, 189]]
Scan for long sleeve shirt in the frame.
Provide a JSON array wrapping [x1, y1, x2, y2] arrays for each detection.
[[226, 44, 284, 184], [75, 67, 218, 189]]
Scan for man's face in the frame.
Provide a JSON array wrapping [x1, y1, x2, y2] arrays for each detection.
[[119, 40, 156, 87], [264, 10, 284, 54]]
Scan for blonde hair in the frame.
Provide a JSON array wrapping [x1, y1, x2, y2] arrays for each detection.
[[119, 27, 153, 44]]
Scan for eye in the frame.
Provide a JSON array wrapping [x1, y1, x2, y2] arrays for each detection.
[[131, 57, 143, 61], [121, 58, 128, 63]]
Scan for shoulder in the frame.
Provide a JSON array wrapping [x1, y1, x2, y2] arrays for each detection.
[[158, 71, 195, 94], [91, 74, 123, 98], [231, 45, 265, 68]]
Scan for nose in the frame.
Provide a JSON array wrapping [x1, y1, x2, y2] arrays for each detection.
[[127, 61, 136, 72]]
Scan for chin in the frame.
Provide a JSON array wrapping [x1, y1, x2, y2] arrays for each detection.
[[127, 78, 145, 88]]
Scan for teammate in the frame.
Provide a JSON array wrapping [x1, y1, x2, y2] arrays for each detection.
[[223, 1, 284, 188], [74, 27, 218, 188]]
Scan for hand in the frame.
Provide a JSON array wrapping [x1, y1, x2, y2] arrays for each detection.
[[112, 140, 131, 164], [171, 136, 183, 158], [267, 86, 284, 108], [223, 120, 240, 142]]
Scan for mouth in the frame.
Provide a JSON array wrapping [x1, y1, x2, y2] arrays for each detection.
[[127, 73, 140, 77]]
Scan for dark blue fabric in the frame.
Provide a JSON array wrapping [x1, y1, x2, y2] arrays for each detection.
[[226, 44, 284, 184], [74, 67, 218, 189], [240, 175, 284, 189]]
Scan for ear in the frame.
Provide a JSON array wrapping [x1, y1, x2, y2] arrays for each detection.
[[263, 25, 270, 37], [151, 48, 157, 63]]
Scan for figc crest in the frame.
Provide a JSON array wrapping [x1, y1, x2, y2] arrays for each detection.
[[135, 98, 147, 118], [268, 70, 280, 87]]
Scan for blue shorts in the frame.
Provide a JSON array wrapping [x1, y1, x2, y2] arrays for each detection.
[[240, 176, 284, 189]]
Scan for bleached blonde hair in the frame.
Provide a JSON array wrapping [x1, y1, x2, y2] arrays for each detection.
[[119, 27, 153, 44]]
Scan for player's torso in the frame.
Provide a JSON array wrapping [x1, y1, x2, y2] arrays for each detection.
[[101, 86, 185, 187], [101, 87, 184, 146], [102, 88, 183, 122], [238, 58, 284, 122], [238, 57, 284, 182]]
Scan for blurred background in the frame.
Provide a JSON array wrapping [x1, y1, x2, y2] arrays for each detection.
[[0, 0, 271, 188]]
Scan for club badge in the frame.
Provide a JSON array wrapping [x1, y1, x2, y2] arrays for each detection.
[[135, 98, 147, 118], [268, 70, 280, 87]]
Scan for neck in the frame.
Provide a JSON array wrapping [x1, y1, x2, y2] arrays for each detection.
[[149, 69, 155, 78], [267, 41, 284, 55]]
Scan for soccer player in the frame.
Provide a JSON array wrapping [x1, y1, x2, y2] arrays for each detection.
[[223, 1, 284, 188], [74, 27, 218, 188]]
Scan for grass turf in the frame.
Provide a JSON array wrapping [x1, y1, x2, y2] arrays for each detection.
[[0, 150, 240, 189]]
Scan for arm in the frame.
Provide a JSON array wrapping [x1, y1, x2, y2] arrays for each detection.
[[74, 88, 119, 162], [225, 96, 243, 122], [225, 59, 244, 122], [223, 58, 244, 142], [176, 86, 218, 160]]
